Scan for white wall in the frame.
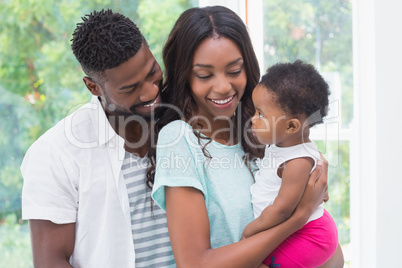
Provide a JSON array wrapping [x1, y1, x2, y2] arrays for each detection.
[[352, 0, 402, 266], [374, 0, 402, 266]]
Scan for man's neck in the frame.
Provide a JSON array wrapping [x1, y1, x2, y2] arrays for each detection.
[[107, 114, 152, 158], [124, 121, 151, 158]]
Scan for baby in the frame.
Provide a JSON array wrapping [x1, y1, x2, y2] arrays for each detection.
[[243, 60, 339, 267]]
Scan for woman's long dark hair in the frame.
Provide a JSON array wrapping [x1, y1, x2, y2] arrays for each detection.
[[146, 6, 263, 188]]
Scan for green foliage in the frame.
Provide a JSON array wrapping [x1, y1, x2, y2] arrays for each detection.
[[0, 0, 193, 220], [137, 0, 193, 68], [263, 0, 353, 127], [0, 215, 32, 268], [316, 140, 350, 245]]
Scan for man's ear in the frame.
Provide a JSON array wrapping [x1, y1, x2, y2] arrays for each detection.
[[83, 76, 102, 96], [286, 118, 302, 133]]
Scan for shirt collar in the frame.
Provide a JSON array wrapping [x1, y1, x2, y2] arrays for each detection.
[[88, 96, 119, 146]]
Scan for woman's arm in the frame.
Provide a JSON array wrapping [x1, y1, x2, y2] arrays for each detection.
[[165, 161, 327, 268], [242, 157, 314, 239]]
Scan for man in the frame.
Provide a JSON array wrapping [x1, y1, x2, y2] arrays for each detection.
[[21, 10, 174, 267]]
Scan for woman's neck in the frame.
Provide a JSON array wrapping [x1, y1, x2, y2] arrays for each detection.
[[190, 116, 238, 146]]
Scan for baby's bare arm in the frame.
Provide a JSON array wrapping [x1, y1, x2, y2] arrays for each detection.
[[242, 157, 314, 239]]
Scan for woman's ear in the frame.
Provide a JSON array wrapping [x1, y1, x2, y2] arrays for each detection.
[[286, 118, 302, 133], [83, 76, 102, 96]]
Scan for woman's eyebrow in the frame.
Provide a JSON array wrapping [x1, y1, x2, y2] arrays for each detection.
[[192, 58, 243, 68], [192, 63, 213, 68], [226, 57, 243, 67]]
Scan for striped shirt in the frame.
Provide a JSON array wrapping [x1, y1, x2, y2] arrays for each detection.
[[122, 151, 175, 267]]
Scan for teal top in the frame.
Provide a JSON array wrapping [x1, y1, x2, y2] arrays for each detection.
[[152, 120, 255, 248]]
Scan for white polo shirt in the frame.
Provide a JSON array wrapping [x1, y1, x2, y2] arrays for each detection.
[[21, 97, 135, 267]]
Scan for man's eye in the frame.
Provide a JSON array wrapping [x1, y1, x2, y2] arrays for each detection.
[[259, 112, 263, 118], [125, 87, 136, 94]]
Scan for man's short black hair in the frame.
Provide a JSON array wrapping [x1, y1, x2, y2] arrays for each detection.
[[260, 60, 330, 127], [71, 9, 145, 83]]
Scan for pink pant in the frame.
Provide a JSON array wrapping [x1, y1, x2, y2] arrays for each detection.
[[263, 210, 338, 268]]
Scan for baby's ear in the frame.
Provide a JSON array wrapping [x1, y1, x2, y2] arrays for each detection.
[[286, 118, 302, 133]]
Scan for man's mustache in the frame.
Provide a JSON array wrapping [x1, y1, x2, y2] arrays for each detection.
[[130, 91, 161, 112]]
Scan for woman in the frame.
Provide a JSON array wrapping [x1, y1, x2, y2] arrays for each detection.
[[148, 6, 343, 267]]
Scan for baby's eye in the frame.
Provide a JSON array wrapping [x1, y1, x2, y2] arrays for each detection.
[[258, 112, 264, 118]]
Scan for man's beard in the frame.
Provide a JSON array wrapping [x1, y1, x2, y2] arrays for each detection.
[[102, 92, 162, 122]]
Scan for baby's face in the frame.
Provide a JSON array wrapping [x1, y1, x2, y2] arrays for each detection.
[[251, 85, 289, 146]]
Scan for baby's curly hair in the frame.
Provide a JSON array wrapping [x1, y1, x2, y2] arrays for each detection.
[[260, 60, 330, 127], [71, 9, 145, 84]]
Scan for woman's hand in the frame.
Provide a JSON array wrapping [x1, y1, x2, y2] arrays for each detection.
[[320, 154, 330, 204]]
